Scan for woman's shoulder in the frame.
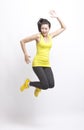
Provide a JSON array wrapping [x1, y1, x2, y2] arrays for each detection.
[[36, 33, 41, 42]]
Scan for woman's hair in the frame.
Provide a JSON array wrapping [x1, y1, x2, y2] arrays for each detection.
[[37, 18, 51, 32]]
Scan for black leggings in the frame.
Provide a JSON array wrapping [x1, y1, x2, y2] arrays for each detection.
[[30, 67, 55, 90]]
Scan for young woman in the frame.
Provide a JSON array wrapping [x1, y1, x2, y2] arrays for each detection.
[[20, 10, 66, 97]]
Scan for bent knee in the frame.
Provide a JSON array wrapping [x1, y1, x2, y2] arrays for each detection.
[[41, 82, 49, 90], [49, 82, 55, 88]]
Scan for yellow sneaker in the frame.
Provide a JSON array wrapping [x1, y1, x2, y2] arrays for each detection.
[[34, 88, 41, 97], [20, 79, 30, 92]]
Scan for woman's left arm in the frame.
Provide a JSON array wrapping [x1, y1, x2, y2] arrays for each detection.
[[49, 10, 66, 38]]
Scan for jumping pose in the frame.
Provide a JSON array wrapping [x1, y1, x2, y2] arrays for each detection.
[[20, 10, 66, 97]]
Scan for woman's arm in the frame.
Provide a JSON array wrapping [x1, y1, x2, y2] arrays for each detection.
[[20, 33, 39, 64], [49, 10, 66, 38]]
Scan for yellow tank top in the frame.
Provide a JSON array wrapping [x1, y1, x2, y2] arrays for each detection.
[[32, 34, 52, 67]]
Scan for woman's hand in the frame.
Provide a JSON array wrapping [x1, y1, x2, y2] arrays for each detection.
[[24, 54, 31, 64], [49, 10, 57, 18]]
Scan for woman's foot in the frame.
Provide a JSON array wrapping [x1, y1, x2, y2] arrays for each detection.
[[20, 79, 30, 92], [34, 88, 41, 97]]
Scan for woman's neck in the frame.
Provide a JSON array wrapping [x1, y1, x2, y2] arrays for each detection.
[[41, 33, 49, 38]]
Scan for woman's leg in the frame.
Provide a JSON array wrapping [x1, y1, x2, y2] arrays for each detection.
[[20, 67, 55, 94], [30, 67, 49, 90], [44, 67, 55, 88]]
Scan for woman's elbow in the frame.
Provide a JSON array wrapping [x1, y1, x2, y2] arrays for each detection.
[[62, 26, 66, 32], [20, 40, 24, 46], [63, 25, 66, 30], [20, 40, 22, 44]]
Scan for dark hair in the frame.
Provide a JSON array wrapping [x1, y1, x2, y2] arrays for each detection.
[[37, 18, 51, 32]]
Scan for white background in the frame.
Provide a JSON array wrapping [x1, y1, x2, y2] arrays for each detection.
[[0, 0, 84, 130]]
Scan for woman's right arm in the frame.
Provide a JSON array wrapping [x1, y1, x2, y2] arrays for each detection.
[[20, 34, 39, 64]]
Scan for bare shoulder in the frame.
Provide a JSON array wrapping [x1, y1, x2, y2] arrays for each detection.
[[49, 33, 53, 38], [20, 33, 40, 43], [30, 33, 40, 40], [35, 33, 41, 42], [31, 33, 40, 40]]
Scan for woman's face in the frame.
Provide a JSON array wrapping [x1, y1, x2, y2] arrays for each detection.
[[40, 24, 50, 37]]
